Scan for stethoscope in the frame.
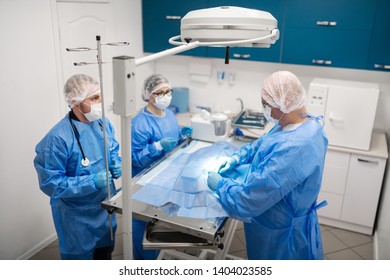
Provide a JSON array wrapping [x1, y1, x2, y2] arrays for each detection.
[[68, 114, 103, 167]]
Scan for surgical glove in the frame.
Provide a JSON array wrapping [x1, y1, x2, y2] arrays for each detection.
[[93, 170, 112, 189], [109, 160, 122, 179], [159, 137, 178, 152], [207, 171, 222, 191], [181, 126, 193, 138], [218, 157, 238, 174]]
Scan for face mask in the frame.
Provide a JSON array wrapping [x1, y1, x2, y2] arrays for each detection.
[[153, 94, 172, 110], [263, 104, 279, 124], [82, 102, 102, 122]]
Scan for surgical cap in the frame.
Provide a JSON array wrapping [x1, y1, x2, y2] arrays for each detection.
[[142, 74, 170, 101], [63, 74, 100, 108], [261, 71, 306, 113]]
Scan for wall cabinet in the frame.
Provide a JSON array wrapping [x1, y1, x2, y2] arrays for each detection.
[[282, 0, 375, 69], [142, 0, 389, 71], [142, 0, 208, 57], [367, 0, 390, 71], [317, 133, 388, 235]]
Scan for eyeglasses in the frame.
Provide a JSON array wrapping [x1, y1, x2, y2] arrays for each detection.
[[261, 99, 270, 108], [152, 89, 173, 97]]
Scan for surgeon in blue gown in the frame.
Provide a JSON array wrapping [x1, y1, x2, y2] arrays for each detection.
[[34, 74, 122, 260], [131, 74, 193, 259], [207, 71, 328, 260]]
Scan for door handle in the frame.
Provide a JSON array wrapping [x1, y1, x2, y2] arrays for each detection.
[[312, 59, 332, 65], [316, 21, 337, 26], [328, 113, 344, 123], [357, 158, 379, 164], [165, 15, 182, 20], [233, 53, 251, 59], [374, 64, 390, 70]]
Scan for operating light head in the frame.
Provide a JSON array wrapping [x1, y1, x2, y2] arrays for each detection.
[[170, 6, 279, 48]]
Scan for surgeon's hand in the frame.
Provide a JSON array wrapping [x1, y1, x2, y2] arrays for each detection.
[[109, 159, 122, 179], [93, 169, 112, 189], [160, 137, 178, 152], [181, 126, 193, 138], [218, 157, 238, 174], [207, 171, 222, 191]]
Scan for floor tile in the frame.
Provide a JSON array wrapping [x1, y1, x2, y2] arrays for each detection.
[[321, 231, 348, 254], [235, 229, 246, 247], [352, 243, 373, 260], [228, 234, 245, 253], [236, 221, 244, 230], [326, 248, 363, 260], [229, 250, 247, 259], [113, 254, 124, 260], [29, 246, 61, 260], [320, 224, 331, 232], [329, 228, 372, 248]]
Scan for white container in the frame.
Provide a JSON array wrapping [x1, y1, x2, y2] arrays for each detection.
[[308, 78, 379, 151], [191, 112, 231, 143]]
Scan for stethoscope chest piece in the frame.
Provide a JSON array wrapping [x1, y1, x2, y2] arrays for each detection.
[[81, 158, 90, 167]]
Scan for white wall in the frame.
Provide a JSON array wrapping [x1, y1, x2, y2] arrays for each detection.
[[0, 0, 148, 260]]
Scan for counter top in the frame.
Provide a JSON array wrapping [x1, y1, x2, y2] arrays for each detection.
[[328, 131, 388, 159], [176, 113, 388, 159]]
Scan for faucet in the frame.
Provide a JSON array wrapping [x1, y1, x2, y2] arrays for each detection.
[[236, 98, 244, 112]]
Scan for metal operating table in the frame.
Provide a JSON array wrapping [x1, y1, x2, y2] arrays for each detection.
[[101, 139, 240, 259]]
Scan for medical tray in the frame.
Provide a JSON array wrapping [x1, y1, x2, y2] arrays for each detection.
[[232, 109, 266, 129]]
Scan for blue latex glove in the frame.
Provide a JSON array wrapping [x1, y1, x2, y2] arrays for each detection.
[[218, 157, 238, 174], [207, 171, 222, 191], [109, 159, 122, 179], [160, 137, 178, 152], [181, 126, 193, 138], [93, 169, 112, 189]]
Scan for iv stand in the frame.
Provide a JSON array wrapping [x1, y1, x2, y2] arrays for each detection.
[[66, 37, 129, 242]]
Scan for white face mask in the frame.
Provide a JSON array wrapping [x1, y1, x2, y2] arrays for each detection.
[[82, 102, 102, 122], [263, 104, 279, 124], [153, 94, 172, 110]]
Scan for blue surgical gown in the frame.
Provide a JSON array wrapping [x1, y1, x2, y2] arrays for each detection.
[[131, 107, 181, 259], [216, 118, 328, 260], [34, 114, 120, 259]]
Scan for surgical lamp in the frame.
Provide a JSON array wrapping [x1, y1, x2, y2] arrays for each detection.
[[69, 6, 279, 260]]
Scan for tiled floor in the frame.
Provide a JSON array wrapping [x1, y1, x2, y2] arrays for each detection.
[[29, 215, 373, 260]]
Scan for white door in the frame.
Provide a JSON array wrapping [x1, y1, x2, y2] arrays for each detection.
[[56, 0, 116, 120]]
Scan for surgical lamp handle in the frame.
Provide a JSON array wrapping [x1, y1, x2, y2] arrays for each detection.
[[66, 47, 96, 52], [168, 28, 279, 47]]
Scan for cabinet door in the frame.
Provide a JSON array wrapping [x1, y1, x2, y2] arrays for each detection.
[[206, 0, 284, 62], [284, 0, 375, 30], [282, 27, 371, 69], [142, 0, 208, 57], [367, 0, 390, 71], [317, 150, 350, 219], [282, 0, 375, 69], [321, 151, 350, 195], [341, 155, 387, 228]]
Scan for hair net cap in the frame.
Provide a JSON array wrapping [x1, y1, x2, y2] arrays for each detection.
[[63, 74, 100, 108], [142, 74, 170, 101], [261, 71, 306, 113]]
